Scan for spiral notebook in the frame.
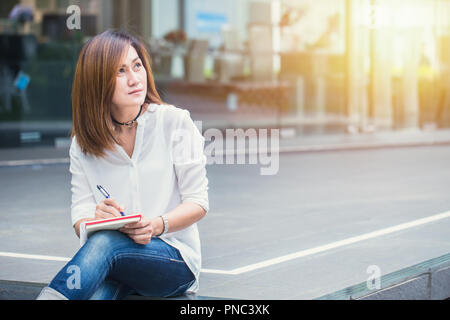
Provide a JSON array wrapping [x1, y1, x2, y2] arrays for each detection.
[[79, 214, 142, 246]]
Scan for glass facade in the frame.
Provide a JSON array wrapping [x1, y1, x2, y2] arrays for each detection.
[[1, 0, 450, 147]]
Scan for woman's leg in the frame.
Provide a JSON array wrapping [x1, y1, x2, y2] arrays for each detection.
[[89, 278, 134, 300], [37, 230, 195, 300], [37, 230, 134, 300], [107, 237, 195, 298]]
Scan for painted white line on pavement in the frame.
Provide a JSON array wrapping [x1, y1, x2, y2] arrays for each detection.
[[0, 252, 70, 262], [0, 251, 232, 275], [225, 210, 450, 275], [1, 210, 450, 275], [0, 158, 69, 167]]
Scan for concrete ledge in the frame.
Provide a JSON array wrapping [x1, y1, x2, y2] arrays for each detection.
[[2, 253, 450, 300], [316, 252, 450, 300], [430, 265, 450, 300], [0, 280, 45, 300], [0, 280, 224, 300], [360, 275, 430, 300]]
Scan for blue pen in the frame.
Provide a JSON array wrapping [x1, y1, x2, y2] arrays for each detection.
[[96, 185, 125, 216]]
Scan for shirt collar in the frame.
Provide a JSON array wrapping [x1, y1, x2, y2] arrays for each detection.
[[137, 103, 157, 124]]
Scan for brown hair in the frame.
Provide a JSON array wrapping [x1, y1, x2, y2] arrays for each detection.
[[71, 29, 163, 158]]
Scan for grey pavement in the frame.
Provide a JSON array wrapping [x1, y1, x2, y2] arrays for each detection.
[[1, 140, 450, 299], [2, 127, 450, 163]]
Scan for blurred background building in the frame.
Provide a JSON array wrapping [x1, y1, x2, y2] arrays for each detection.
[[1, 0, 450, 147]]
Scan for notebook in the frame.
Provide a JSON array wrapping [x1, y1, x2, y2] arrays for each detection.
[[79, 214, 142, 246]]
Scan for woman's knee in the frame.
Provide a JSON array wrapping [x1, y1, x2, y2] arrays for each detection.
[[82, 231, 127, 261], [87, 230, 124, 248]]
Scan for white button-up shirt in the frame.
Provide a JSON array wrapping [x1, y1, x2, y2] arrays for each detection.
[[69, 103, 209, 293]]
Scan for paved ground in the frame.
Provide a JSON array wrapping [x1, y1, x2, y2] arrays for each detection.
[[198, 145, 450, 299], [1, 130, 450, 299]]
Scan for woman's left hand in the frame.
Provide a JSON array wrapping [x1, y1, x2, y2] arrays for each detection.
[[119, 216, 158, 245]]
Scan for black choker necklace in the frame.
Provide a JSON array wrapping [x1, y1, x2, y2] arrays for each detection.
[[112, 105, 143, 127]]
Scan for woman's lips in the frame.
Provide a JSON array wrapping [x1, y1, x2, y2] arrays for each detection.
[[129, 89, 143, 95]]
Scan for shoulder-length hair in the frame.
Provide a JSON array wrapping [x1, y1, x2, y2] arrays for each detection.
[[71, 29, 163, 158]]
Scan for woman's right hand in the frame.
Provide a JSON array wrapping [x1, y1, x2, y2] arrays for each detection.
[[74, 198, 124, 238], [95, 198, 125, 220]]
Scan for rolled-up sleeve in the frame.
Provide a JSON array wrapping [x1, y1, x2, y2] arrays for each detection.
[[69, 139, 96, 226], [172, 110, 210, 214]]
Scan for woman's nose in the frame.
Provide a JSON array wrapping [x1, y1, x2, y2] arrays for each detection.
[[127, 70, 139, 85]]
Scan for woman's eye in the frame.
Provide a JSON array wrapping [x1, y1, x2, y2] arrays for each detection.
[[118, 62, 141, 75]]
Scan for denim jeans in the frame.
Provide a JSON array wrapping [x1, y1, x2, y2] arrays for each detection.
[[44, 230, 195, 300]]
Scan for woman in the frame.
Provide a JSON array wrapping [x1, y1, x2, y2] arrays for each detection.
[[36, 30, 209, 300]]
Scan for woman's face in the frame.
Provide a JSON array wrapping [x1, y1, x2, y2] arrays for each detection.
[[111, 45, 147, 110]]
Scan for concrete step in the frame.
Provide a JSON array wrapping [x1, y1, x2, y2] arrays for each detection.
[[0, 280, 226, 300], [316, 252, 450, 300]]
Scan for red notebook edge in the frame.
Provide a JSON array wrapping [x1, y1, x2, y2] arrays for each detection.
[[85, 214, 142, 227]]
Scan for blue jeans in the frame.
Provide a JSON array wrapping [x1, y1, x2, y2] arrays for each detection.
[[47, 230, 195, 300]]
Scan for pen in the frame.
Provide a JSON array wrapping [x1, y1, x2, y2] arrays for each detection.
[[96, 185, 125, 216]]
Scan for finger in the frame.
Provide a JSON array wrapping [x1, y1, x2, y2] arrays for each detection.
[[121, 225, 153, 236], [98, 203, 121, 217], [122, 222, 140, 229], [123, 219, 150, 230], [103, 198, 124, 212], [129, 234, 152, 245], [96, 207, 121, 219], [95, 210, 114, 219], [119, 224, 138, 234], [119, 226, 133, 234]]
